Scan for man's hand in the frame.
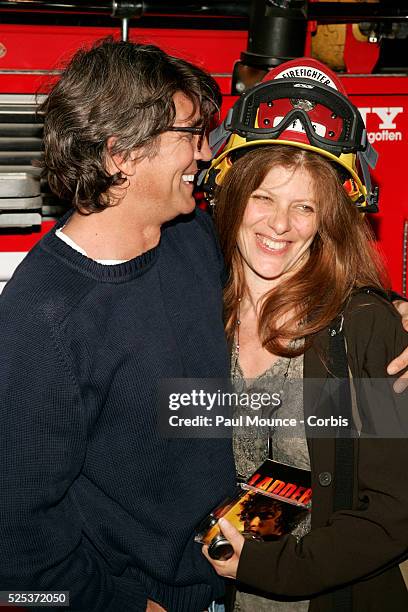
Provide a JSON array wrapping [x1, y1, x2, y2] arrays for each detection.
[[388, 300, 408, 392], [393, 300, 408, 332], [202, 518, 245, 580], [146, 600, 166, 611]]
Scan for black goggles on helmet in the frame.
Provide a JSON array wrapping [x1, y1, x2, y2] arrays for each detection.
[[224, 78, 368, 157]]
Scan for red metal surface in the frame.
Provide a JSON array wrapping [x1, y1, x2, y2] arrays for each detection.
[[343, 23, 380, 74], [347, 91, 407, 294], [341, 75, 408, 96], [0, 25, 247, 95], [0, 221, 55, 251]]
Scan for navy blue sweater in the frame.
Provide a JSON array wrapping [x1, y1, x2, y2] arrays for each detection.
[[0, 209, 236, 611]]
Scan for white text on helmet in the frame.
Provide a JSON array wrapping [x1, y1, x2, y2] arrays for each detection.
[[273, 116, 327, 137], [275, 67, 337, 89]]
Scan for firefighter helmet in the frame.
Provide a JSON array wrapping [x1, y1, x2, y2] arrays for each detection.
[[203, 58, 378, 211]]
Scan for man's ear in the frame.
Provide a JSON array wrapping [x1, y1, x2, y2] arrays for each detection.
[[106, 136, 137, 177]]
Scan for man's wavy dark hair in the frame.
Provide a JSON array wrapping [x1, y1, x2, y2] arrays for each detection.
[[38, 38, 221, 213]]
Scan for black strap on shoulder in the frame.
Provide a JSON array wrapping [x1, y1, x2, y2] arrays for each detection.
[[353, 285, 390, 302], [328, 314, 354, 612]]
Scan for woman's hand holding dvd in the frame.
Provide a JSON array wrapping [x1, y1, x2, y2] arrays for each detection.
[[202, 518, 245, 579]]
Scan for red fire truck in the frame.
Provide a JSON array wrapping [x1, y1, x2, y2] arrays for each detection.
[[0, 0, 407, 297]]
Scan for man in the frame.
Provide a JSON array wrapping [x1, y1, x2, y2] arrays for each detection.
[[0, 39, 235, 611]]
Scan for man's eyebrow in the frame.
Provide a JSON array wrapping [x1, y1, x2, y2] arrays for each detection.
[[188, 117, 205, 127]]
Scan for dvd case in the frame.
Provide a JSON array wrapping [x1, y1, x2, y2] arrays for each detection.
[[195, 459, 311, 560]]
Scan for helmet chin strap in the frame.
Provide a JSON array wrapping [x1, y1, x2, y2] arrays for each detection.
[[357, 151, 379, 212], [357, 130, 379, 212], [209, 111, 233, 154], [360, 131, 378, 169], [197, 116, 233, 187]]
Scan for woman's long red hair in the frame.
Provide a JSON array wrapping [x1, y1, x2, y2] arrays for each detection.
[[214, 145, 389, 357]]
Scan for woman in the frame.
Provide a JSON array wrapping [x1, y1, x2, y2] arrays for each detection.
[[202, 59, 408, 612]]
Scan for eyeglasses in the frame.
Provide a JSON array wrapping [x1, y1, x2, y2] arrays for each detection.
[[166, 125, 207, 151]]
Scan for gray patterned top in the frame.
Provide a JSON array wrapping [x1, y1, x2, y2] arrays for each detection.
[[232, 350, 311, 612]]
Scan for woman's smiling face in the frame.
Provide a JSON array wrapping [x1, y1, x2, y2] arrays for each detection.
[[236, 165, 319, 286]]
